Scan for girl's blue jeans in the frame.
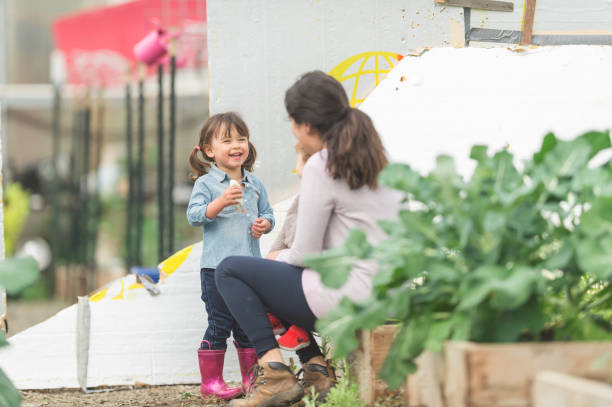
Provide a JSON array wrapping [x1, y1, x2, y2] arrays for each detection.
[[201, 268, 252, 350]]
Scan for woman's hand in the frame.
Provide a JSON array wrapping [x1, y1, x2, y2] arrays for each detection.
[[266, 250, 281, 260], [251, 218, 271, 239]]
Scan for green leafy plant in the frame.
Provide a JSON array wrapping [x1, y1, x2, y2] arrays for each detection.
[[301, 360, 364, 407], [0, 257, 40, 296], [0, 255, 41, 406], [4, 183, 30, 256], [305, 130, 612, 389]]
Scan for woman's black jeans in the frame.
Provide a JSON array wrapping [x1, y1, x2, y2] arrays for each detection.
[[215, 256, 323, 363]]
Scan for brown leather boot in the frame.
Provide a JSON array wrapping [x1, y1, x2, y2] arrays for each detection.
[[300, 362, 336, 402], [230, 362, 304, 407]]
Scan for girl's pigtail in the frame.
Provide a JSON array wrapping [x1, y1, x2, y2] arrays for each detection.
[[188, 147, 212, 181], [243, 141, 257, 172]]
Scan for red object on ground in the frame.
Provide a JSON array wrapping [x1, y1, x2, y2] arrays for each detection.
[[277, 325, 311, 352], [52, 0, 207, 86]]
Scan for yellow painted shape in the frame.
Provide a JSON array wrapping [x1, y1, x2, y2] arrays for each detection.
[[158, 244, 194, 279], [520, 0, 527, 31], [129, 282, 144, 290], [329, 51, 402, 107], [89, 287, 109, 302], [112, 280, 125, 300]]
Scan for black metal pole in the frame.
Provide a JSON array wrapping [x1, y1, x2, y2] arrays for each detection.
[[167, 55, 176, 257], [125, 82, 134, 272], [50, 84, 61, 293], [81, 106, 91, 270], [69, 109, 83, 268], [136, 75, 145, 266], [157, 63, 165, 263], [88, 94, 104, 293]]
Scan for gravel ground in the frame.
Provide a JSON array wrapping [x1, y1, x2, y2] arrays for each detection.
[[9, 300, 230, 407], [21, 385, 231, 407]]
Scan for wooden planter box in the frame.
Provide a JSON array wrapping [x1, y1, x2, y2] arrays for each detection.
[[352, 325, 612, 407], [351, 325, 445, 406], [350, 325, 398, 404], [444, 341, 612, 407], [532, 371, 612, 407]]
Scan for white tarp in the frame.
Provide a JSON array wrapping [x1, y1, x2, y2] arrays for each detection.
[[360, 45, 612, 177], [0, 197, 295, 389]]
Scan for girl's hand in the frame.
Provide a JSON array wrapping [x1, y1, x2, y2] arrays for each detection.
[[219, 185, 243, 208], [251, 218, 271, 239]]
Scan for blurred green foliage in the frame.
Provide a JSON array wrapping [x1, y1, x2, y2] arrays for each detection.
[[307, 130, 612, 389]]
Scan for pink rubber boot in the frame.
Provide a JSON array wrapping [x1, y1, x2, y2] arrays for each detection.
[[235, 341, 259, 393], [198, 340, 242, 400]]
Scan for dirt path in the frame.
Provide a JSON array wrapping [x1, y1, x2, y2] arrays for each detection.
[[7, 299, 70, 337], [21, 385, 230, 407]]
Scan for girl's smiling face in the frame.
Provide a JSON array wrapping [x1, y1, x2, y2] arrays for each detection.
[[204, 124, 250, 174]]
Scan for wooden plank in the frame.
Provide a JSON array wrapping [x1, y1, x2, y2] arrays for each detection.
[[353, 325, 446, 406], [444, 341, 612, 407], [521, 0, 537, 45], [405, 351, 445, 407], [533, 371, 612, 407], [352, 325, 398, 404], [435, 0, 514, 12], [444, 342, 470, 407]]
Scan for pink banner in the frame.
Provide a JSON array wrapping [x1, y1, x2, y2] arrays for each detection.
[[52, 0, 207, 86]]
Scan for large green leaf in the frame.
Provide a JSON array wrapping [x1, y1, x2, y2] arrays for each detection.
[[544, 138, 591, 178], [572, 167, 612, 197], [304, 229, 371, 289], [0, 364, 21, 407], [316, 298, 387, 359], [425, 318, 453, 352], [379, 318, 429, 389], [458, 266, 541, 311], [579, 197, 612, 237], [576, 236, 612, 280], [378, 163, 421, 194], [0, 256, 40, 295], [469, 145, 488, 163], [478, 299, 545, 342], [579, 130, 611, 159], [533, 132, 558, 164]]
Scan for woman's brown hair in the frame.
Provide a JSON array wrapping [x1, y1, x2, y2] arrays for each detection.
[[284, 71, 387, 189], [188, 112, 257, 181]]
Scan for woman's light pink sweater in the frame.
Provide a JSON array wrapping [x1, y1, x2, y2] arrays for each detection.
[[276, 150, 402, 318]]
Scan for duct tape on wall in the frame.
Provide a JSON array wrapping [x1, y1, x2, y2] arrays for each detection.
[[76, 296, 90, 392]]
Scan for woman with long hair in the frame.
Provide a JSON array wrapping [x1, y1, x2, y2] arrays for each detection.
[[215, 71, 401, 407]]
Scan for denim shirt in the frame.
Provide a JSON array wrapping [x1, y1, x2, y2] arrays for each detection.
[[187, 165, 275, 268]]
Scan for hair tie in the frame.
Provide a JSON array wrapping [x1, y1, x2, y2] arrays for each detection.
[[341, 106, 351, 119], [194, 145, 201, 151]]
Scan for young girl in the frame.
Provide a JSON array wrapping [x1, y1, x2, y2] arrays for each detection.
[[187, 112, 274, 400]]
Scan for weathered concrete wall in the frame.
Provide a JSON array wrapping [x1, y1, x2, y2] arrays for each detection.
[[207, 0, 464, 202]]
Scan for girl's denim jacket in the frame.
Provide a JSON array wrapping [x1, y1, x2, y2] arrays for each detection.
[[187, 165, 275, 268]]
